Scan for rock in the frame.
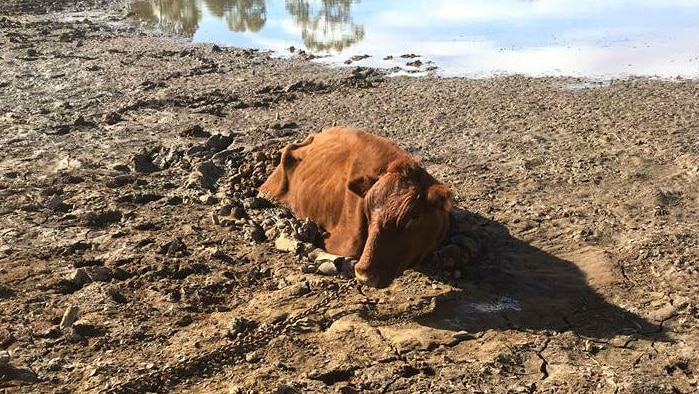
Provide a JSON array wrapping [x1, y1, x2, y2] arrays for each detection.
[[314, 252, 344, 265], [0, 350, 10, 367], [159, 238, 188, 257], [47, 194, 70, 212], [84, 209, 122, 227], [286, 282, 311, 297], [228, 316, 256, 337], [70, 267, 91, 286], [245, 349, 263, 363], [73, 114, 88, 126], [187, 161, 222, 190], [71, 266, 111, 286], [181, 124, 211, 138], [317, 261, 339, 276], [242, 196, 271, 210], [452, 331, 476, 341], [85, 266, 111, 282], [246, 224, 266, 242], [294, 219, 319, 243], [199, 194, 217, 205], [132, 152, 160, 173], [103, 111, 121, 125], [341, 259, 357, 277], [72, 319, 101, 336], [275, 234, 301, 253], [301, 264, 318, 274], [60, 305, 79, 330], [46, 357, 63, 371], [174, 314, 193, 327], [204, 134, 234, 152]]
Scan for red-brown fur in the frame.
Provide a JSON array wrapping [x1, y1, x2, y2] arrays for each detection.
[[259, 127, 453, 288]]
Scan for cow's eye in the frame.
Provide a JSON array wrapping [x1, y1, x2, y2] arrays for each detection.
[[404, 217, 419, 230]]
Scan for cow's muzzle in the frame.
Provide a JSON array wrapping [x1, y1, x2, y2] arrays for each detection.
[[354, 265, 391, 289]]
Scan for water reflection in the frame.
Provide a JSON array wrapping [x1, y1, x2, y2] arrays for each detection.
[[204, 0, 267, 32], [285, 0, 364, 52], [130, 0, 202, 37], [129, 0, 363, 50], [128, 0, 699, 78]]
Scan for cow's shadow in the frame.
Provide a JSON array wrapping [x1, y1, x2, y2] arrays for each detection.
[[415, 208, 665, 340]]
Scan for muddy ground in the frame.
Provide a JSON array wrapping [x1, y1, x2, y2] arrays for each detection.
[[0, 1, 697, 393]]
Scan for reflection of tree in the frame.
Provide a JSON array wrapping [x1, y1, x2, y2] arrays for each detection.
[[285, 0, 365, 52], [203, 0, 267, 32], [129, 0, 202, 37]]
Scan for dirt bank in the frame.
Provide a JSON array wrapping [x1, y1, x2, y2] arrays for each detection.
[[0, 1, 697, 393]]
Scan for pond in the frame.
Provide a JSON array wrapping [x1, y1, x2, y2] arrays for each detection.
[[128, 0, 699, 79]]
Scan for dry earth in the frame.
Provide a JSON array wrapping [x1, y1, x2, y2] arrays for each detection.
[[0, 1, 697, 393]]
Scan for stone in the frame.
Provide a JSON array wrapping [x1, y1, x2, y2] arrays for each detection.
[[47, 194, 70, 212], [246, 224, 266, 243], [242, 196, 271, 210], [60, 305, 79, 330], [294, 219, 319, 243], [187, 161, 222, 190], [317, 261, 339, 276], [245, 350, 263, 363], [452, 331, 476, 341], [204, 134, 233, 152], [314, 252, 344, 265], [85, 266, 111, 282], [0, 350, 10, 366], [70, 268, 91, 286], [275, 234, 301, 253], [132, 152, 159, 173], [228, 316, 256, 337], [72, 266, 111, 285]]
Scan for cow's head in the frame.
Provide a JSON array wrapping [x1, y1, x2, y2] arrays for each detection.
[[349, 160, 452, 288]]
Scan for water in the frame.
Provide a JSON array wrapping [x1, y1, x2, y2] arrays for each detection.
[[128, 0, 699, 79]]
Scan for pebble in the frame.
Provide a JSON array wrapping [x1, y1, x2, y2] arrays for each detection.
[[46, 357, 63, 371], [452, 331, 475, 341], [132, 152, 159, 173], [102, 111, 121, 125], [317, 261, 339, 276], [244, 350, 263, 363], [0, 350, 10, 366], [314, 252, 344, 265], [228, 316, 255, 337], [245, 224, 266, 243], [71, 266, 111, 286], [301, 264, 317, 274], [204, 134, 233, 152], [287, 282, 311, 297], [60, 305, 79, 330], [275, 234, 301, 253], [242, 196, 270, 210]]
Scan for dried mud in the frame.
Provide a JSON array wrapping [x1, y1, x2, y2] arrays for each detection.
[[0, 1, 698, 393]]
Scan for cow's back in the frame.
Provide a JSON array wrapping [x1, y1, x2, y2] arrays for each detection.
[[261, 127, 410, 256]]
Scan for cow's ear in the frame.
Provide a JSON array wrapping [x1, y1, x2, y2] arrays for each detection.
[[348, 175, 378, 197], [427, 184, 453, 211]]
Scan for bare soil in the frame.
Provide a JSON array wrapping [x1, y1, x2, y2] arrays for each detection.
[[0, 1, 697, 393]]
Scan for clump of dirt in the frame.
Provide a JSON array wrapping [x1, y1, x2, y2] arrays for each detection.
[[0, 1, 697, 393]]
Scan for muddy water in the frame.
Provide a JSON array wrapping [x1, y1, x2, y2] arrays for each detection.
[[128, 0, 699, 78]]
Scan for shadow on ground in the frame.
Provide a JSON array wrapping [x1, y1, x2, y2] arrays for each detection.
[[417, 209, 664, 340]]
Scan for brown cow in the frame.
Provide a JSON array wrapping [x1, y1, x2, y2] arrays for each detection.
[[259, 127, 453, 288]]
